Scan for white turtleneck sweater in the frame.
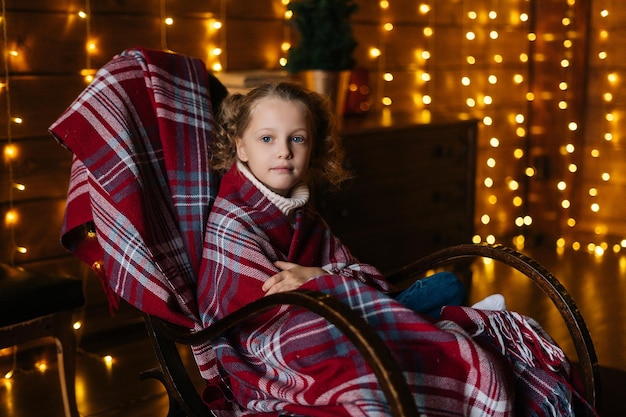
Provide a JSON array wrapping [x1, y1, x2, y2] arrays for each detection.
[[236, 160, 310, 217]]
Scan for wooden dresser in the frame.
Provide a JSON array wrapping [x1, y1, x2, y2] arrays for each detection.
[[314, 112, 478, 274]]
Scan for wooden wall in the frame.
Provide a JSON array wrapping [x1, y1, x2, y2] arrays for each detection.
[[1, 0, 625, 336]]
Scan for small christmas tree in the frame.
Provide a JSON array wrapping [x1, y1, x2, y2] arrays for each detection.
[[286, 0, 358, 73]]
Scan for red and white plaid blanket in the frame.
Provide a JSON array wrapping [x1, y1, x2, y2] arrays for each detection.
[[50, 48, 595, 416], [50, 47, 215, 329], [198, 166, 515, 416], [197, 165, 593, 416]]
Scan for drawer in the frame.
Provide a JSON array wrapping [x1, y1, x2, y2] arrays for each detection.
[[343, 129, 472, 180], [312, 115, 478, 272], [317, 180, 471, 227]]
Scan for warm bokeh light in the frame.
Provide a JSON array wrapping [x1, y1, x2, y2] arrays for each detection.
[[4, 209, 18, 226], [0, 0, 624, 332], [3, 144, 17, 161]]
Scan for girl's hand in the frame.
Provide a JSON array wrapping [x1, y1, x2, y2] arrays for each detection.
[[262, 261, 326, 295]]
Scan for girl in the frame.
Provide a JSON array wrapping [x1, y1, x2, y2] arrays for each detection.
[[195, 82, 578, 416], [205, 80, 467, 315]]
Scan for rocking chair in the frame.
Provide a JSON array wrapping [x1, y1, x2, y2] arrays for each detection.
[[50, 48, 598, 417], [141, 243, 599, 417]]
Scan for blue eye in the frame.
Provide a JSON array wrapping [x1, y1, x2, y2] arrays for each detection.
[[261, 136, 272, 143], [291, 136, 305, 143]]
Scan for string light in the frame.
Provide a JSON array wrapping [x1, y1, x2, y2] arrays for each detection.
[[0, 0, 232, 385], [281, 2, 292, 68], [1, 0, 22, 263], [4, 209, 17, 226], [81, 1, 93, 83], [1, 9, 625, 377], [373, 1, 390, 109], [551, 1, 625, 254], [369, 47, 381, 58], [36, 361, 48, 373], [419, 1, 434, 110], [207, 18, 223, 71], [159, 0, 168, 50], [461, 1, 533, 245], [0, 1, 26, 379]]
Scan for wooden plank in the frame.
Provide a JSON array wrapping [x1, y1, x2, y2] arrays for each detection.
[[4, 0, 82, 12], [227, 0, 284, 19], [579, 148, 626, 185], [224, 19, 285, 70], [0, 136, 71, 203], [90, 0, 162, 15], [0, 76, 86, 139], [352, 23, 381, 72], [89, 15, 162, 69], [162, 15, 223, 62], [1, 11, 85, 74], [583, 115, 626, 147], [475, 144, 526, 180], [571, 182, 626, 229], [0, 198, 68, 263]]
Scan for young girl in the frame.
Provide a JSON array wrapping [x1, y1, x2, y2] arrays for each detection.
[[195, 82, 587, 417], [204, 80, 467, 316]]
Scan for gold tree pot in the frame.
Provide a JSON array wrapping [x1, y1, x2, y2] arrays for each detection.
[[299, 69, 351, 120]]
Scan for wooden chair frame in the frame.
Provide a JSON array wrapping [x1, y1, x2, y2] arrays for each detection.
[[141, 243, 599, 417], [0, 311, 80, 417]]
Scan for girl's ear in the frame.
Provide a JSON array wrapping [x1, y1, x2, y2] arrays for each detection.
[[235, 137, 249, 162]]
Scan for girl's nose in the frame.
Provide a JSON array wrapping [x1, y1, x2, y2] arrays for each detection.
[[277, 141, 292, 159]]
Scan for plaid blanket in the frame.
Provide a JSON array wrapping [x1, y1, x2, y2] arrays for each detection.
[[49, 47, 215, 328], [439, 307, 596, 416], [50, 48, 594, 417], [198, 165, 515, 416]]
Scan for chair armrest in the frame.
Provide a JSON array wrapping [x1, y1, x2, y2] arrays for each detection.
[[387, 243, 599, 409], [149, 289, 419, 417]]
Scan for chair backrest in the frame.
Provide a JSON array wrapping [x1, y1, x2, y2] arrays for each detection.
[[50, 48, 225, 330]]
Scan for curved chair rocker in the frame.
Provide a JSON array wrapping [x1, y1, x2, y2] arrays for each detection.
[[49, 48, 598, 416]]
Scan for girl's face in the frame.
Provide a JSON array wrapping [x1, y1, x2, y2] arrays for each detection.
[[236, 97, 313, 196]]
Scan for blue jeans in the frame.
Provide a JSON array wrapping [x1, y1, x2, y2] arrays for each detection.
[[393, 271, 466, 319]]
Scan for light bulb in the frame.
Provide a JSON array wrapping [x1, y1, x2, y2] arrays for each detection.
[[4, 209, 18, 226], [4, 144, 18, 160]]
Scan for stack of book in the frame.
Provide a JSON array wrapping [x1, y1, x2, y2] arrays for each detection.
[[217, 70, 289, 94]]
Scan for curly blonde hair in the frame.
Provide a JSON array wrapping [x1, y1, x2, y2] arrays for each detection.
[[211, 81, 351, 188]]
